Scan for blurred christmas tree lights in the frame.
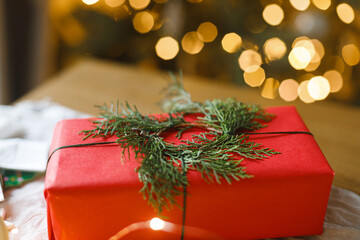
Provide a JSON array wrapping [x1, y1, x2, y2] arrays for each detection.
[[49, 0, 360, 104]]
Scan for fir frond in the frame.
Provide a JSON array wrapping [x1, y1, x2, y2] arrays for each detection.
[[82, 74, 280, 214]]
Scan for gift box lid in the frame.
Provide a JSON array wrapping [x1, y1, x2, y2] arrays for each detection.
[[45, 105, 334, 240]]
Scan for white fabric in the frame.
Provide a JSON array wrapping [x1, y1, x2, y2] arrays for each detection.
[[0, 101, 359, 240]]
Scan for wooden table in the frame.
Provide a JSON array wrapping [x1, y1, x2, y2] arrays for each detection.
[[19, 58, 360, 195]]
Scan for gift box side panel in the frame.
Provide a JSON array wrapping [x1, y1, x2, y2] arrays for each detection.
[[45, 169, 333, 240], [183, 172, 334, 240], [45, 185, 184, 240]]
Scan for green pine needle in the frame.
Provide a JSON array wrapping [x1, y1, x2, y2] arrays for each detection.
[[81, 73, 279, 214]]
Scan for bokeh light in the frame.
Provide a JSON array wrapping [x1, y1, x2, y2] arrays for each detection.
[[105, 0, 125, 7], [155, 37, 179, 60], [342, 44, 360, 66], [308, 76, 330, 100], [290, 0, 310, 11], [133, 11, 154, 34], [312, 0, 331, 10], [197, 22, 218, 43], [150, 218, 165, 230], [311, 39, 325, 58], [238, 49, 262, 71], [243, 65, 266, 87], [181, 31, 204, 55], [304, 56, 321, 72], [293, 38, 316, 58], [262, 4, 284, 26], [279, 79, 299, 102], [288, 47, 312, 70], [129, 0, 151, 10], [336, 3, 355, 24], [82, 0, 99, 5], [221, 33, 242, 53], [324, 70, 343, 92], [298, 80, 315, 103], [263, 37, 287, 61], [261, 78, 279, 99]]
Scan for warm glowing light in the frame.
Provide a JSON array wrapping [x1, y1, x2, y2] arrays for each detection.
[[261, 78, 279, 99], [288, 47, 312, 70], [262, 4, 284, 26], [342, 44, 360, 66], [292, 36, 310, 48], [155, 37, 179, 60], [243, 65, 266, 87], [105, 0, 125, 7], [308, 76, 330, 100], [181, 31, 204, 55], [133, 11, 154, 34], [336, 3, 355, 24], [304, 56, 321, 72], [311, 39, 325, 59], [324, 70, 343, 92], [312, 0, 331, 10], [263, 37, 287, 61], [129, 0, 151, 10], [150, 218, 165, 230], [238, 49, 262, 71], [298, 80, 315, 103], [197, 22, 218, 43], [293, 39, 316, 58], [279, 79, 299, 102], [82, 0, 99, 5], [290, 0, 310, 11], [221, 33, 242, 53]]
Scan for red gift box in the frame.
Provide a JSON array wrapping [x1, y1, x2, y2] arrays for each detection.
[[44, 106, 334, 240]]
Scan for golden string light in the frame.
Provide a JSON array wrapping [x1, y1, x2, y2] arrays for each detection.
[[221, 33, 242, 53], [278, 79, 299, 102], [181, 31, 204, 55], [308, 76, 330, 100], [263, 37, 287, 61], [290, 0, 310, 11], [324, 70, 343, 93], [336, 3, 355, 24], [261, 78, 279, 99], [298, 80, 315, 103], [155, 37, 179, 60], [262, 4, 284, 26], [243, 65, 266, 87], [342, 44, 360, 66], [238, 49, 262, 71], [105, 0, 125, 8], [133, 11, 154, 34], [197, 22, 218, 43], [149, 218, 165, 230], [312, 0, 331, 10], [82, 0, 99, 5], [288, 47, 312, 70], [129, 0, 151, 10]]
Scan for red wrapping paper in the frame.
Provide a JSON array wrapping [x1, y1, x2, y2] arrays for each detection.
[[45, 106, 334, 240]]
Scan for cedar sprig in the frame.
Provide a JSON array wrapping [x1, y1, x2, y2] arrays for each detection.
[[81, 74, 279, 214]]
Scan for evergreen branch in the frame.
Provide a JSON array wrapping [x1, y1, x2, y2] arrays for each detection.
[[81, 73, 280, 214]]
